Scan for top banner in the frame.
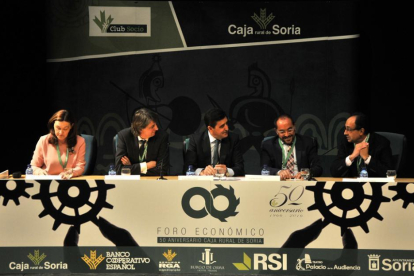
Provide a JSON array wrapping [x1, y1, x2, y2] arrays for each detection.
[[46, 1, 359, 61]]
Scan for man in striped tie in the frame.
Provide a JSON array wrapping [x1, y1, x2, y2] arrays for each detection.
[[261, 114, 323, 180]]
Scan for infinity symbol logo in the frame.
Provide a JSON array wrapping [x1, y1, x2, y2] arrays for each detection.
[[182, 185, 240, 222]]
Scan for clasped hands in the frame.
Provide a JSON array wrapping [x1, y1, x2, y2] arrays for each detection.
[[121, 156, 157, 170], [350, 141, 370, 162], [200, 164, 227, 176]]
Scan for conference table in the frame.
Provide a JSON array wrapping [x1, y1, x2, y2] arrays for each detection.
[[1, 176, 413, 275]]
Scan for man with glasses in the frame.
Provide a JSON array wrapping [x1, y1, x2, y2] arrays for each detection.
[[330, 112, 392, 177], [261, 114, 322, 180]]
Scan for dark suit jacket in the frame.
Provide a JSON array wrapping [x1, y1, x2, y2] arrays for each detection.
[[184, 131, 245, 176], [330, 132, 393, 177], [115, 128, 169, 176], [260, 134, 323, 177]]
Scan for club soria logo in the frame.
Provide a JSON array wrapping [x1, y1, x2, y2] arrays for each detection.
[[81, 250, 105, 270], [93, 11, 114, 33], [27, 250, 47, 266]]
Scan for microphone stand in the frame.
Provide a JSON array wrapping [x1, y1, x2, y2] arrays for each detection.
[[308, 145, 338, 181], [157, 159, 167, 180], [157, 144, 169, 180]]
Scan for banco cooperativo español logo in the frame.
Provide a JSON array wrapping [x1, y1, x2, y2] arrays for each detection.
[[27, 250, 47, 266], [81, 250, 105, 270]]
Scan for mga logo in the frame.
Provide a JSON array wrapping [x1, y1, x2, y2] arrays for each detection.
[[233, 252, 287, 271], [81, 250, 105, 270], [182, 185, 239, 222]]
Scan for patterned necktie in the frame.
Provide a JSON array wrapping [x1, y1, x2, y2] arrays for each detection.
[[286, 145, 295, 175], [139, 140, 147, 159], [212, 140, 220, 165]]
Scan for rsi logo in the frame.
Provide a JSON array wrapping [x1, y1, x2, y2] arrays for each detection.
[[233, 252, 287, 271]]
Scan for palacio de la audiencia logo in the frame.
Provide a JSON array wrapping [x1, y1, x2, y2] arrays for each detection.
[[228, 8, 301, 37]]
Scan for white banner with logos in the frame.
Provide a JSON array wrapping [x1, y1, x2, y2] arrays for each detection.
[[0, 180, 413, 250]]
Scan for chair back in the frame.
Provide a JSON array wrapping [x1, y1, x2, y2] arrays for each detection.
[[262, 136, 275, 146], [376, 132, 407, 173], [80, 134, 97, 175], [113, 134, 119, 158]]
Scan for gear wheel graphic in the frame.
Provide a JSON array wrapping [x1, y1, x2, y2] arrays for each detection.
[[32, 180, 115, 233], [210, 185, 240, 222], [306, 181, 390, 236], [0, 180, 33, 206], [389, 183, 414, 209]]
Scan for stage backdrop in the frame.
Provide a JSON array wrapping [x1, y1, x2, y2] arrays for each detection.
[[45, 1, 359, 175]]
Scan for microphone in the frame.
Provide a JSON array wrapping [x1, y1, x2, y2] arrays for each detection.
[[157, 142, 170, 180], [308, 145, 338, 181]]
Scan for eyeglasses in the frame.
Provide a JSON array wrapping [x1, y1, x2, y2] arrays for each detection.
[[276, 128, 295, 135], [344, 127, 358, 132]]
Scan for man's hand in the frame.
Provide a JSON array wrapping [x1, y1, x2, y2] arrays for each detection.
[[200, 165, 215, 175], [350, 141, 368, 161], [279, 169, 293, 180], [146, 161, 157, 170], [214, 164, 227, 175], [121, 156, 131, 165], [359, 142, 370, 160]]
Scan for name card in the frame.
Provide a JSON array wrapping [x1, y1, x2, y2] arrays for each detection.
[[104, 175, 141, 180], [25, 175, 61, 180], [244, 175, 280, 181], [178, 175, 214, 180]]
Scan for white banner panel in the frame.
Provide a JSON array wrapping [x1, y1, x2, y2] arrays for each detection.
[[0, 180, 413, 250]]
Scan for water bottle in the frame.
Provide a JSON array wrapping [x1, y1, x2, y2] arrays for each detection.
[[360, 168, 368, 178], [108, 164, 116, 176], [186, 165, 195, 176], [25, 164, 33, 175], [261, 165, 270, 176]]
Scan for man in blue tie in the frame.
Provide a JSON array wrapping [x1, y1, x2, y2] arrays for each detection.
[[184, 108, 244, 176]]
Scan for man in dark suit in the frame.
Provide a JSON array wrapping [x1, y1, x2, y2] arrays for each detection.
[[261, 114, 322, 180], [330, 113, 392, 177], [184, 108, 244, 176], [115, 108, 169, 176]]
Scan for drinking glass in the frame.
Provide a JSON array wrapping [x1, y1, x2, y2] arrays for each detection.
[[300, 168, 310, 180], [386, 170, 397, 180], [121, 167, 131, 176], [215, 167, 225, 180]]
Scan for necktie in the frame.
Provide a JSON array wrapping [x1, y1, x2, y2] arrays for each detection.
[[286, 145, 295, 175], [139, 140, 147, 160], [212, 140, 220, 165]]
